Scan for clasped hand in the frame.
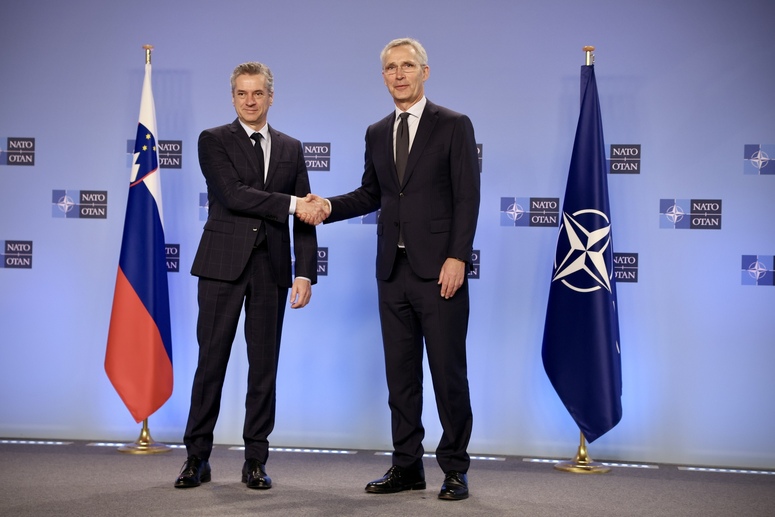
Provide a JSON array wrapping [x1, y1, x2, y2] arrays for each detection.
[[296, 193, 330, 225]]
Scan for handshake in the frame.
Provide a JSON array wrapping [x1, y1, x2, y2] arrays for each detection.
[[295, 193, 331, 226]]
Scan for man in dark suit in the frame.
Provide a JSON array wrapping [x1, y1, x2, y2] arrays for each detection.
[[304, 38, 480, 501], [175, 62, 324, 490]]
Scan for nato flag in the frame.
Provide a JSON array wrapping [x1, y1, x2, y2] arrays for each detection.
[[541, 64, 622, 443]]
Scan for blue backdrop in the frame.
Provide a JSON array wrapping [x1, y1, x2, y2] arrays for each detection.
[[1, 0, 774, 469]]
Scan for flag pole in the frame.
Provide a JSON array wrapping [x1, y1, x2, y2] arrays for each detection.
[[554, 430, 610, 474], [143, 43, 153, 65], [118, 418, 171, 454], [583, 45, 595, 66], [114, 44, 171, 455], [551, 46, 613, 474]]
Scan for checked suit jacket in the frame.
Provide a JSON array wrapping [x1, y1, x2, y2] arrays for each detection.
[[191, 118, 317, 286]]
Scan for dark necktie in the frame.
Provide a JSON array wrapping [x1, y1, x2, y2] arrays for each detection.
[[250, 132, 265, 189], [395, 112, 410, 185], [250, 132, 267, 246], [395, 113, 410, 248]]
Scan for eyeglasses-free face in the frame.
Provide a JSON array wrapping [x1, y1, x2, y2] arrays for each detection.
[[232, 73, 273, 131]]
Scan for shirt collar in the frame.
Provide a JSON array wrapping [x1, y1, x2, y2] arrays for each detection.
[[239, 120, 268, 139], [395, 96, 426, 120]]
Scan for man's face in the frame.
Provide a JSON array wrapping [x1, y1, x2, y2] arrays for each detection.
[[382, 44, 429, 111], [232, 73, 273, 130]]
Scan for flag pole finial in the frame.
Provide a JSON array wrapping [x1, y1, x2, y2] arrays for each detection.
[[583, 45, 595, 66], [143, 44, 154, 65]]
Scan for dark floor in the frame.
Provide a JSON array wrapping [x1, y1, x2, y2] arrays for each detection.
[[1, 439, 774, 516]]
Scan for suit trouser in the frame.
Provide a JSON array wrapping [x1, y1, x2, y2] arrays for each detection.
[[377, 251, 473, 474], [184, 244, 287, 463]]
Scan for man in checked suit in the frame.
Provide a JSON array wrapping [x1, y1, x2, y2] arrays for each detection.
[[174, 62, 324, 490], [304, 38, 480, 500]]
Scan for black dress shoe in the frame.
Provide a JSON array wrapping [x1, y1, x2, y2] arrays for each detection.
[[174, 455, 211, 488], [241, 458, 272, 489], [438, 470, 468, 500], [365, 465, 426, 493]]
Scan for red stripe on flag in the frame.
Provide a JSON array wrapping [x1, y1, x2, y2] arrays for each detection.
[[105, 267, 173, 422]]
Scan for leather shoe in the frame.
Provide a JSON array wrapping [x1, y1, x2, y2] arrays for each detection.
[[438, 470, 468, 500], [174, 455, 211, 488], [241, 458, 272, 489], [365, 465, 426, 493]]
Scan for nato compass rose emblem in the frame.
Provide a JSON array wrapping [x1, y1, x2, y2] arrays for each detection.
[[56, 194, 76, 214], [741, 255, 774, 285], [750, 150, 770, 173], [504, 201, 526, 222], [552, 209, 613, 293], [664, 204, 684, 224], [52, 190, 78, 218], [747, 260, 768, 281], [744, 144, 775, 175]]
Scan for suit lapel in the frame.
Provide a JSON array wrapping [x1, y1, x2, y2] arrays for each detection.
[[402, 101, 438, 187], [377, 113, 398, 188], [265, 125, 283, 189], [229, 118, 264, 188]]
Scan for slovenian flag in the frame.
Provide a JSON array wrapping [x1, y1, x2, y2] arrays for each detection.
[[105, 61, 173, 423], [541, 63, 622, 443]]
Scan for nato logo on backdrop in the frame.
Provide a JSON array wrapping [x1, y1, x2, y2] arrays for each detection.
[[741, 255, 774, 286], [613, 252, 638, 283], [4, 138, 35, 165], [52, 190, 108, 219], [316, 247, 328, 276], [659, 199, 722, 229], [2, 241, 32, 269], [303, 142, 330, 171], [609, 144, 641, 174], [158, 140, 183, 169], [500, 197, 560, 227], [166, 244, 180, 273], [468, 249, 480, 279], [744, 144, 773, 175], [127, 139, 182, 169]]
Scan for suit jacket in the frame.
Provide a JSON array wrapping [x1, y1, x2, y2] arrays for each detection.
[[191, 118, 317, 287], [327, 100, 480, 280]]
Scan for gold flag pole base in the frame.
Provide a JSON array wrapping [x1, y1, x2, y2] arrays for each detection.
[[117, 419, 172, 455], [554, 431, 611, 474]]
